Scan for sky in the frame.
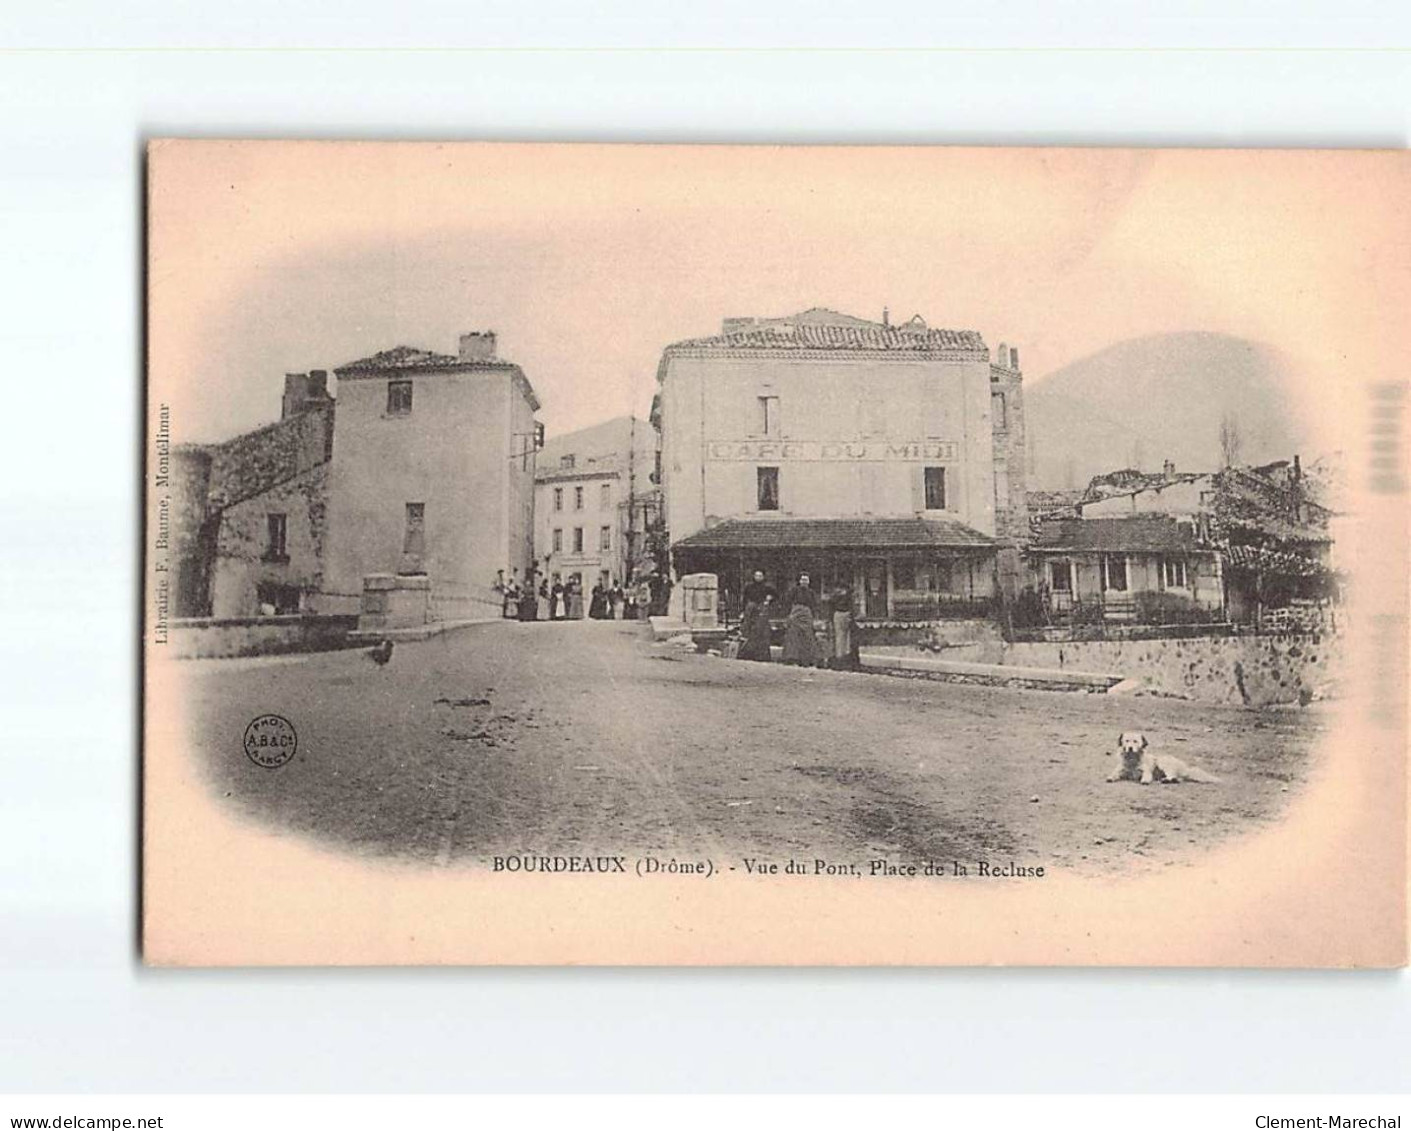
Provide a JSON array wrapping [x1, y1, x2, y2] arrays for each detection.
[[148, 142, 1408, 457]]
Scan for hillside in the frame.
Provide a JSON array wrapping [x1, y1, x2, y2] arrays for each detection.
[[1024, 333, 1309, 490]]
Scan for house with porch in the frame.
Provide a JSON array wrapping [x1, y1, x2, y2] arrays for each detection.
[[1026, 515, 1225, 623]]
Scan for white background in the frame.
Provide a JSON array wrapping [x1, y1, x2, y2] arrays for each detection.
[[2, 2, 1408, 1094]]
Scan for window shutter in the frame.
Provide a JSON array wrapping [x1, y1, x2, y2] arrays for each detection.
[[910, 466, 925, 512]]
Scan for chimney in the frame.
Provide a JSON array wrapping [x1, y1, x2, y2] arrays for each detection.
[[458, 330, 497, 362], [882, 307, 890, 328], [281, 370, 332, 420], [996, 342, 1008, 368], [1163, 459, 1175, 479], [1009, 346, 1020, 370]]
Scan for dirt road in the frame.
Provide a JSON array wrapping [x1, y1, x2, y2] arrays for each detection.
[[183, 619, 1323, 874]]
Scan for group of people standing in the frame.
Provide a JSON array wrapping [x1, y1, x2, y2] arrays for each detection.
[[498, 572, 633, 622], [736, 570, 859, 670]]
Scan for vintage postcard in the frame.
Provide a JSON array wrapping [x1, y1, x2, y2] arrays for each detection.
[[143, 141, 1407, 966]]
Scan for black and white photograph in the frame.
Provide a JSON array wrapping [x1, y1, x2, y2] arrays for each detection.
[[141, 141, 1405, 967]]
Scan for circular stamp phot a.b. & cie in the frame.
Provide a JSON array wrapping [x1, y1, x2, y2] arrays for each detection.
[[243, 714, 298, 768]]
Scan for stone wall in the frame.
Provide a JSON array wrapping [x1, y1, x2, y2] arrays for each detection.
[[210, 464, 329, 617], [998, 630, 1343, 707], [989, 358, 1028, 544], [169, 446, 215, 616], [166, 614, 360, 659], [207, 405, 333, 510]]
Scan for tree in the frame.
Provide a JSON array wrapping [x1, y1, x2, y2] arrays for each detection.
[[1219, 412, 1244, 469]]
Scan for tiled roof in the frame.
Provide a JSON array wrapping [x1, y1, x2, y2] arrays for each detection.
[[665, 322, 986, 355], [1223, 544, 1327, 577], [535, 460, 621, 484], [336, 345, 516, 373], [335, 345, 542, 411], [673, 517, 996, 551], [1028, 516, 1204, 553]]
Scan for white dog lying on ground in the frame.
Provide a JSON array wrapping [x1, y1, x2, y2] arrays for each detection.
[[1108, 731, 1221, 785]]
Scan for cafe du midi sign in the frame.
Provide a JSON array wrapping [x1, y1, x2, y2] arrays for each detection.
[[705, 440, 959, 462]]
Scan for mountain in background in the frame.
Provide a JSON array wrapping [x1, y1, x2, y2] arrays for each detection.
[[1024, 332, 1310, 490]]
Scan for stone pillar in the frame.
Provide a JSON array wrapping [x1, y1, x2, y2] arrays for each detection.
[[680, 573, 719, 631], [358, 573, 432, 633]]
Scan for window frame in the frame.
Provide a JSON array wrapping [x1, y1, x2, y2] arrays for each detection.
[[573, 526, 584, 554], [552, 528, 562, 553], [1102, 554, 1129, 593], [264, 512, 289, 562], [599, 525, 612, 551], [600, 482, 611, 510], [574, 486, 584, 511], [553, 487, 563, 512], [923, 466, 947, 511], [756, 394, 780, 437], [1163, 557, 1188, 588], [386, 379, 413, 416], [756, 466, 780, 512], [1049, 559, 1073, 593]]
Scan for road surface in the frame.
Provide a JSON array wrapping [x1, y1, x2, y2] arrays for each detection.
[[182, 618, 1323, 873]]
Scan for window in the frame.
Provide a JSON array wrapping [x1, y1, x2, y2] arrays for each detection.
[[991, 391, 1007, 430], [893, 561, 917, 591], [1163, 558, 1188, 588], [600, 482, 611, 509], [574, 486, 584, 510], [552, 528, 562, 553], [757, 466, 780, 511], [924, 466, 947, 510], [560, 454, 576, 470], [553, 487, 563, 512], [756, 395, 780, 436], [264, 513, 288, 561], [1102, 554, 1128, 592], [387, 380, 413, 416], [600, 570, 611, 588], [403, 503, 425, 557], [1050, 560, 1072, 593], [573, 527, 584, 553], [600, 525, 612, 551]]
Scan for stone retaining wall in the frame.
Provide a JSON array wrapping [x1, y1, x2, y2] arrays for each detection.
[[166, 614, 361, 659], [998, 631, 1343, 707]]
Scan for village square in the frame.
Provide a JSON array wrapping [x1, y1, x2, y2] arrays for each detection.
[[158, 306, 1344, 870]]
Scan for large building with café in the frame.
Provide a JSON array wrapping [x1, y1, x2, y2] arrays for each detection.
[[656, 307, 1027, 621]]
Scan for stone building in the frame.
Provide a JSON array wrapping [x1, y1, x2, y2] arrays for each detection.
[[657, 307, 1028, 620], [318, 331, 541, 623], [169, 371, 334, 618], [533, 415, 660, 593]]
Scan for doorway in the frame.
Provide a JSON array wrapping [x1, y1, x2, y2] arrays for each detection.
[[864, 559, 889, 619]]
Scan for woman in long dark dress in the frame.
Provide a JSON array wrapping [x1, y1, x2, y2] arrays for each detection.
[[780, 572, 822, 667], [518, 575, 540, 622], [737, 570, 775, 662], [589, 583, 607, 619]]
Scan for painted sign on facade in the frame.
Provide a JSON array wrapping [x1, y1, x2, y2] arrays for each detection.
[[704, 440, 959, 462]]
